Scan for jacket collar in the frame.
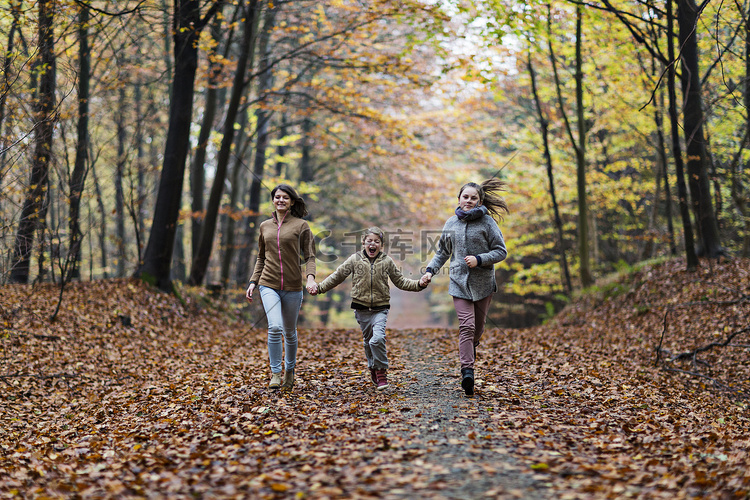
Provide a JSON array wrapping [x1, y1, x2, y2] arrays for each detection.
[[272, 211, 292, 224], [361, 250, 383, 262]]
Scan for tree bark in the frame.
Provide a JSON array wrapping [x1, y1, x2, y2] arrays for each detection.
[[189, 0, 260, 286], [527, 51, 572, 294], [66, 0, 91, 281], [655, 89, 677, 256], [137, 0, 221, 291], [667, 0, 699, 269], [238, 4, 278, 285], [10, 0, 56, 283], [299, 117, 314, 183], [190, 13, 224, 260], [574, 5, 593, 287], [91, 159, 108, 278], [115, 86, 127, 277], [0, 0, 21, 183], [677, 0, 722, 257], [547, 2, 591, 288]]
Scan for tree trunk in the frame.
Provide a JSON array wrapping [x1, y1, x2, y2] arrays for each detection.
[[238, 5, 278, 285], [667, 0, 699, 270], [137, 0, 220, 291], [10, 0, 56, 283], [677, 0, 722, 258], [527, 51, 572, 294], [66, 0, 91, 281], [115, 86, 127, 277], [0, 0, 21, 183], [189, 0, 260, 286], [275, 114, 288, 176], [741, 6, 750, 257], [655, 87, 677, 255], [299, 117, 314, 183], [190, 13, 224, 261], [91, 160, 108, 278], [132, 82, 145, 263], [574, 5, 593, 287], [219, 106, 251, 286], [547, 2, 591, 287]]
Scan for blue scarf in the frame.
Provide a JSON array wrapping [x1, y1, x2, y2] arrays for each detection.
[[455, 205, 488, 221]]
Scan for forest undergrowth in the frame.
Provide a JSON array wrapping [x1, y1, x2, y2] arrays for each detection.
[[0, 258, 748, 499]]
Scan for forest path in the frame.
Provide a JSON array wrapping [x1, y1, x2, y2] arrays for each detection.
[[377, 328, 552, 499]]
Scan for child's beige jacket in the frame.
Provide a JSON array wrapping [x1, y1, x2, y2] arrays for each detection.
[[318, 251, 424, 309]]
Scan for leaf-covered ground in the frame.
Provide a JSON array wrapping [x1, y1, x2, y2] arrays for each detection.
[[1, 258, 748, 499]]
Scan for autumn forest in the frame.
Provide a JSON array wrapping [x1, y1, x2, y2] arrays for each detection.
[[1, 0, 747, 311], [1, 0, 750, 498]]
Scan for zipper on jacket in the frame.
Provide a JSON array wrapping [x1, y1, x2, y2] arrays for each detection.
[[369, 259, 375, 310], [277, 212, 287, 289]]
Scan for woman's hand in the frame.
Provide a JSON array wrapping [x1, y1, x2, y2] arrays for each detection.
[[306, 275, 317, 294], [246, 283, 256, 302], [419, 272, 432, 287], [464, 256, 478, 268]]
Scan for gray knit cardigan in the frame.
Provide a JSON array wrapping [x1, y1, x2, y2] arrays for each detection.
[[426, 213, 507, 301]]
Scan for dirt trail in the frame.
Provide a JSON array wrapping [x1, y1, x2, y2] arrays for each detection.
[[379, 328, 551, 499], [388, 288, 448, 329]]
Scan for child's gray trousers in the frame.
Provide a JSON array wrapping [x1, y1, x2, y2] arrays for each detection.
[[354, 309, 389, 370]]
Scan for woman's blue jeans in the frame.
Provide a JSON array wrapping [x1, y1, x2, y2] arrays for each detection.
[[259, 286, 303, 373]]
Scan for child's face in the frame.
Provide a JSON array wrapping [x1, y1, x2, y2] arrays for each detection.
[[459, 186, 481, 211], [362, 234, 382, 258]]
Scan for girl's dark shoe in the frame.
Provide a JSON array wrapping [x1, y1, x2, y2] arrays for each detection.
[[369, 367, 378, 386], [461, 368, 475, 397]]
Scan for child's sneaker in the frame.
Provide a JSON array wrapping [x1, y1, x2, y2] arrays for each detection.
[[375, 369, 389, 390], [369, 367, 377, 386]]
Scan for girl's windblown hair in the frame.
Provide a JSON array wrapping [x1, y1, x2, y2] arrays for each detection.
[[458, 178, 509, 221]]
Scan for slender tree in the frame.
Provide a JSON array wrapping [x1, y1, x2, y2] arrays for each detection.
[[10, 0, 57, 283], [547, 3, 592, 287], [136, 0, 222, 291], [66, 0, 91, 281], [190, 12, 225, 260], [189, 0, 260, 286], [677, 0, 722, 258], [115, 86, 127, 277], [0, 0, 22, 178], [667, 0, 699, 269], [528, 50, 573, 294]]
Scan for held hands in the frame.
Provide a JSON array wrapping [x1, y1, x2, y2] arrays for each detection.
[[306, 275, 318, 295], [419, 272, 432, 288]]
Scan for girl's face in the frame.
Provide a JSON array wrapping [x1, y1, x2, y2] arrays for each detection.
[[273, 190, 294, 214], [459, 186, 481, 211], [362, 234, 382, 258]]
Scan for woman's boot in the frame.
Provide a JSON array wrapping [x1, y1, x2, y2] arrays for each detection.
[[269, 372, 282, 390], [281, 368, 294, 389]]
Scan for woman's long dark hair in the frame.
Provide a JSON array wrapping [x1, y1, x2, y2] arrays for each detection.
[[271, 184, 308, 218], [458, 178, 509, 221]]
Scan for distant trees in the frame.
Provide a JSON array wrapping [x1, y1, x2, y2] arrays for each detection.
[[10, 0, 56, 284], [0, 0, 746, 324]]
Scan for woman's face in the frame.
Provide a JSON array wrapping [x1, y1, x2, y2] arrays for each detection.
[[458, 186, 481, 211], [273, 190, 294, 213]]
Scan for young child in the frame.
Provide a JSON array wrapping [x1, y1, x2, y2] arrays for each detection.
[[310, 227, 428, 390]]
